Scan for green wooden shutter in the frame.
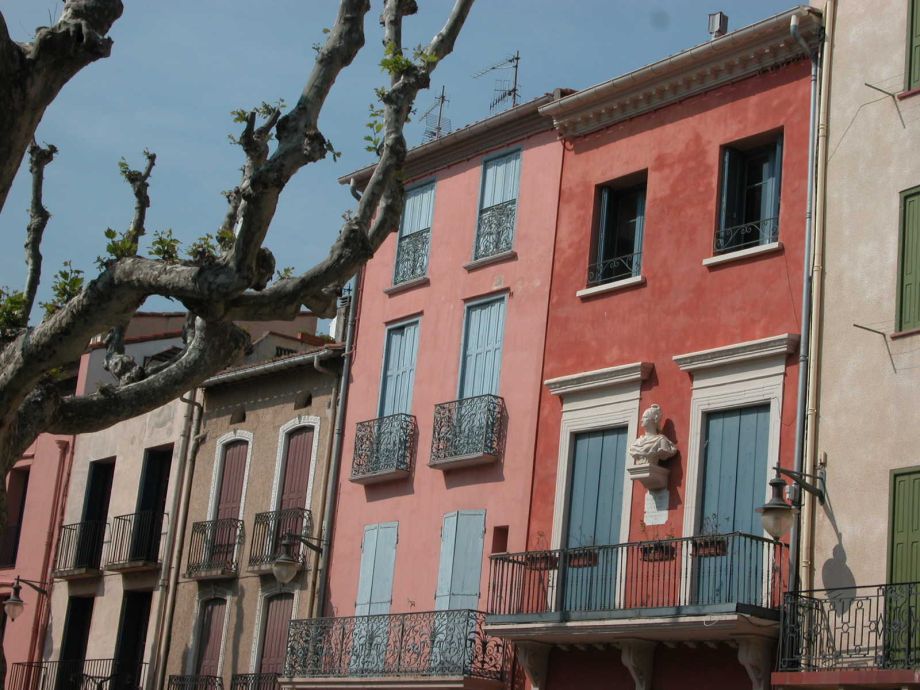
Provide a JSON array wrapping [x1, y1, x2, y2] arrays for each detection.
[[900, 190, 920, 331], [910, 0, 920, 90], [890, 469, 920, 584]]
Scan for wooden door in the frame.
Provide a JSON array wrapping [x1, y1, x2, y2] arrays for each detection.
[[195, 598, 226, 678], [258, 594, 294, 676], [213, 441, 247, 566]]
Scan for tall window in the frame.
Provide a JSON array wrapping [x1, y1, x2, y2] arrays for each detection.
[[474, 151, 520, 260], [588, 182, 645, 286], [909, 0, 920, 91], [715, 135, 783, 255], [379, 320, 420, 417], [459, 298, 505, 399], [435, 510, 485, 610], [899, 188, 920, 331], [0, 468, 29, 568], [394, 183, 434, 285]]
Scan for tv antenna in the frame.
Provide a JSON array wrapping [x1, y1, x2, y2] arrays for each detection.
[[474, 51, 520, 113], [420, 86, 452, 142]]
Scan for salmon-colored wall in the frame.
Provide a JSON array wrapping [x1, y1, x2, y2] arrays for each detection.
[[529, 61, 811, 549], [326, 129, 563, 617]]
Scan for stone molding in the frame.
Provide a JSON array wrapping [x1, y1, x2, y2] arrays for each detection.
[[673, 334, 799, 373], [545, 362, 653, 397]]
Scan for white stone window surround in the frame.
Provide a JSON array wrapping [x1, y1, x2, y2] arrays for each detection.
[[248, 581, 302, 673], [186, 586, 234, 676], [206, 429, 255, 522], [268, 416, 322, 515]]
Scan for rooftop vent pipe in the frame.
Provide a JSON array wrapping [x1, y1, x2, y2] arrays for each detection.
[[708, 11, 728, 39]]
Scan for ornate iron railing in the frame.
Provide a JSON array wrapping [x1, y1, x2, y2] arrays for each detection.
[[9, 659, 147, 690], [430, 395, 506, 465], [53, 521, 107, 575], [586, 251, 641, 287], [167, 676, 224, 690], [107, 511, 165, 568], [351, 414, 416, 481], [0, 520, 22, 568], [713, 216, 779, 254], [393, 229, 431, 285], [488, 532, 786, 617], [779, 582, 920, 671], [284, 610, 506, 681], [229, 674, 277, 690], [474, 200, 516, 260], [185, 518, 244, 577], [249, 508, 314, 568]]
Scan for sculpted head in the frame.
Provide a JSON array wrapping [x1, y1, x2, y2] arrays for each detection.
[[641, 404, 663, 433]]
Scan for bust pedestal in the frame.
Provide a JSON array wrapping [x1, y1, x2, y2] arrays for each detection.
[[627, 462, 670, 490]]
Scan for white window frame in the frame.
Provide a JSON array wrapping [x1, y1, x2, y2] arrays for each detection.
[[206, 430, 255, 522]]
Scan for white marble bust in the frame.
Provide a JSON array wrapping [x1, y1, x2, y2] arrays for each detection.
[[629, 404, 677, 466]]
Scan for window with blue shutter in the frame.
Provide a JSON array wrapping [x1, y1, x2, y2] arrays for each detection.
[[435, 510, 486, 610], [352, 522, 398, 674], [394, 183, 434, 285], [459, 298, 505, 399], [474, 151, 520, 260], [379, 321, 419, 417]]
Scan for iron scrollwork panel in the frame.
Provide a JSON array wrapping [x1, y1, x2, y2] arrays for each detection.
[[431, 395, 506, 462], [352, 414, 416, 478], [474, 200, 516, 260], [394, 229, 431, 285]]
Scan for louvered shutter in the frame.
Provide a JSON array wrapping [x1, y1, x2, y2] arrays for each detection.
[[900, 190, 920, 331]]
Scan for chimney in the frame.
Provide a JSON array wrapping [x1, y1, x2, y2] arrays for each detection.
[[708, 11, 728, 40]]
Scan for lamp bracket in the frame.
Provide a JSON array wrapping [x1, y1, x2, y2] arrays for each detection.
[[777, 467, 825, 505], [282, 533, 323, 555]]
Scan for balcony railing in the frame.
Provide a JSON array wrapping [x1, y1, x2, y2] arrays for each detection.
[[53, 521, 107, 577], [167, 676, 224, 690], [713, 216, 779, 254], [586, 251, 642, 287], [779, 582, 920, 672], [284, 610, 506, 681], [229, 674, 277, 690], [488, 532, 786, 619], [393, 228, 431, 285], [351, 414, 416, 484], [9, 659, 147, 690], [185, 518, 244, 578], [249, 508, 314, 569], [474, 200, 516, 261], [107, 511, 166, 570], [430, 395, 506, 469], [0, 521, 22, 568]]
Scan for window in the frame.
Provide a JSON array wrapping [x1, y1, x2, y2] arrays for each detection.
[[715, 135, 783, 255], [435, 510, 485, 610], [0, 468, 28, 568], [588, 181, 645, 286], [459, 298, 505, 398], [394, 183, 434, 285], [379, 320, 420, 416], [899, 188, 920, 331], [474, 151, 520, 260], [909, 0, 920, 91]]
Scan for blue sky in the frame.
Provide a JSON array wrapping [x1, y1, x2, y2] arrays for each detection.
[[0, 0, 795, 314]]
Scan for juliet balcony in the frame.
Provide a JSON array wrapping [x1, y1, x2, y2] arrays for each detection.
[[249, 507, 314, 572], [430, 395, 507, 470], [168, 675, 224, 690], [9, 659, 147, 690], [185, 518, 244, 579], [393, 228, 431, 287], [282, 610, 508, 689], [474, 200, 515, 261], [231, 673, 279, 690], [106, 510, 166, 573], [487, 532, 786, 645], [350, 413, 417, 485], [52, 520, 108, 579]]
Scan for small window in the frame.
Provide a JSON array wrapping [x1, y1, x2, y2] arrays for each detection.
[[394, 183, 435, 285], [715, 135, 783, 255], [474, 151, 520, 260], [908, 0, 920, 91], [588, 181, 645, 286], [898, 188, 920, 331]]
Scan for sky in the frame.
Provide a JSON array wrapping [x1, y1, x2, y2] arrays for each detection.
[[0, 0, 796, 315]]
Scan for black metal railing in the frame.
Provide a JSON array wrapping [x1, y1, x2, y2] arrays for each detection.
[[351, 414, 416, 481], [249, 508, 314, 568], [586, 251, 642, 287], [107, 511, 165, 568], [779, 582, 920, 671], [185, 518, 244, 577], [167, 676, 224, 690], [474, 200, 516, 260], [0, 521, 22, 568], [393, 228, 431, 285], [488, 532, 786, 617], [713, 217, 779, 254], [284, 610, 506, 681], [430, 395, 506, 465], [229, 674, 277, 690], [54, 521, 107, 575], [9, 659, 147, 690]]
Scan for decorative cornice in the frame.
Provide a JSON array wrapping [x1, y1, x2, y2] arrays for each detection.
[[673, 334, 799, 372], [545, 362, 652, 397], [539, 7, 822, 138]]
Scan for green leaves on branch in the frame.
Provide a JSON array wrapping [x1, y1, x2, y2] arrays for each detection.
[[0, 288, 27, 339], [41, 261, 84, 319], [185, 228, 235, 265], [364, 105, 385, 154], [96, 227, 136, 269], [276, 266, 295, 280], [231, 99, 286, 125], [379, 42, 438, 77], [150, 229, 180, 262]]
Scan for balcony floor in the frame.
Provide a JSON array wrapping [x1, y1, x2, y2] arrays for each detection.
[[281, 676, 503, 690], [773, 669, 920, 689]]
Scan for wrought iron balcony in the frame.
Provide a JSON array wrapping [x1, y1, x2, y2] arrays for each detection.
[[9, 659, 147, 690], [229, 674, 277, 690], [586, 251, 642, 287], [0, 520, 22, 568], [393, 228, 431, 286], [284, 610, 507, 682], [351, 413, 416, 484], [249, 507, 314, 570], [168, 676, 224, 690], [53, 520, 107, 578], [107, 510, 166, 571], [430, 395, 506, 469], [779, 582, 920, 672], [474, 200, 516, 261], [488, 532, 786, 622], [185, 518, 244, 579], [713, 216, 779, 255]]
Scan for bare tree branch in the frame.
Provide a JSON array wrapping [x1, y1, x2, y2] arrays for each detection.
[[123, 150, 156, 249], [23, 141, 57, 321]]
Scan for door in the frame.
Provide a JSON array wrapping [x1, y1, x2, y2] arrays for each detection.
[[133, 447, 172, 562], [78, 460, 114, 569], [564, 428, 628, 611], [696, 404, 770, 605], [212, 441, 247, 567], [57, 597, 94, 690], [113, 591, 151, 690], [258, 593, 294, 676], [379, 322, 419, 417], [886, 468, 920, 663], [352, 523, 398, 674], [195, 598, 226, 678], [459, 299, 505, 399], [274, 428, 313, 556]]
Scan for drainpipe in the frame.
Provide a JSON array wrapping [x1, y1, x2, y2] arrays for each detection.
[[311, 353, 331, 376], [789, 11, 822, 594], [153, 392, 204, 690], [313, 271, 361, 618]]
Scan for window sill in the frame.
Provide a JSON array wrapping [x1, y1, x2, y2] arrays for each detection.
[[898, 86, 920, 101], [891, 327, 920, 340], [576, 275, 646, 299], [464, 250, 517, 272], [702, 241, 783, 268], [384, 276, 430, 295]]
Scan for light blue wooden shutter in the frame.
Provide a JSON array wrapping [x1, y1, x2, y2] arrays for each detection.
[[632, 189, 646, 276], [380, 322, 419, 416], [400, 183, 434, 237], [435, 510, 485, 610], [760, 137, 783, 242], [459, 299, 506, 398], [480, 152, 520, 210], [355, 522, 398, 616], [434, 512, 458, 610], [719, 148, 744, 230]]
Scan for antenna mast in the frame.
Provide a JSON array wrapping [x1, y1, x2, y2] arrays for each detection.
[[473, 51, 521, 113], [421, 86, 452, 142]]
